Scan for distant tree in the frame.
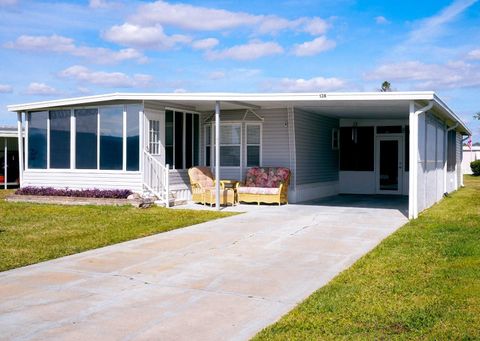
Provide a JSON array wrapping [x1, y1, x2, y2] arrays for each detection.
[[380, 81, 392, 92], [474, 112, 480, 120]]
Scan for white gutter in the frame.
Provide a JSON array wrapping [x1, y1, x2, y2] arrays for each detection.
[[409, 100, 434, 219]]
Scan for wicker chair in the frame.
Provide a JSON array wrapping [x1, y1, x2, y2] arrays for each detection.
[[187, 167, 235, 206], [236, 167, 291, 205]]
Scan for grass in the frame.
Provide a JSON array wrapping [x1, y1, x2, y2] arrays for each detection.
[[254, 175, 480, 340], [0, 190, 235, 272]]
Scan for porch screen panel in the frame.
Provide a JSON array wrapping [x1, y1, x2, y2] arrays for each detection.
[[174, 111, 183, 169], [193, 115, 199, 166], [220, 125, 241, 167], [100, 106, 123, 170], [28, 111, 48, 169], [339, 127, 374, 171], [126, 104, 140, 171], [49, 110, 71, 169], [165, 110, 174, 167], [185, 114, 193, 169], [205, 126, 211, 167], [75, 109, 97, 169]]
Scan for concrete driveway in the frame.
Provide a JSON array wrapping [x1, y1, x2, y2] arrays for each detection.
[[0, 195, 408, 341]]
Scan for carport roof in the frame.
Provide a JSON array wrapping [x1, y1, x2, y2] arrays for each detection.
[[7, 91, 471, 135]]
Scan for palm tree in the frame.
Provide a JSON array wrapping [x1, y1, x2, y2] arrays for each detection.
[[380, 81, 392, 92]]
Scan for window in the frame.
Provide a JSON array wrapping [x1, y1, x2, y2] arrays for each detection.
[[75, 108, 98, 169], [99, 106, 123, 170], [126, 104, 140, 171], [376, 126, 402, 134], [165, 110, 173, 165], [205, 125, 211, 167], [447, 130, 456, 171], [49, 110, 71, 169], [174, 111, 184, 169], [339, 126, 374, 171], [220, 124, 241, 167], [28, 111, 48, 169], [246, 124, 261, 167], [149, 120, 161, 155]]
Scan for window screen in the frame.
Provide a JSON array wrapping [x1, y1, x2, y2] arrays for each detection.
[[126, 104, 140, 171], [49, 110, 71, 169], [75, 108, 98, 169], [28, 111, 48, 169], [246, 124, 261, 167], [339, 127, 374, 171], [100, 106, 123, 170]]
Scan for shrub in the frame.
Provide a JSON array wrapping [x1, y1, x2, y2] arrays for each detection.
[[15, 187, 133, 199], [471, 160, 480, 176]]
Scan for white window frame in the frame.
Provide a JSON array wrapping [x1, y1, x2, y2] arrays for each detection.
[[26, 103, 143, 173], [149, 119, 161, 155], [204, 122, 243, 169], [245, 123, 262, 167]]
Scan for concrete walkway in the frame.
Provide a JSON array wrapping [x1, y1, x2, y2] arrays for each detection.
[[0, 196, 408, 341]]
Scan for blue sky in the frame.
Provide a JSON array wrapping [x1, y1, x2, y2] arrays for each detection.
[[0, 0, 479, 139]]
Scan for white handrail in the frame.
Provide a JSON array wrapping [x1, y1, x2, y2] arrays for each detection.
[[143, 150, 170, 206]]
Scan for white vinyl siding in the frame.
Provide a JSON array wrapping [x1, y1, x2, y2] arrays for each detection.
[[294, 108, 339, 185]]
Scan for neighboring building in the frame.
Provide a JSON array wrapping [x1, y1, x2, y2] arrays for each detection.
[[8, 91, 471, 219], [462, 146, 480, 174], [0, 125, 21, 189]]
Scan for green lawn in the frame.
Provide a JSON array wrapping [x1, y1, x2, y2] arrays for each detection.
[[254, 176, 480, 340], [0, 191, 234, 272]]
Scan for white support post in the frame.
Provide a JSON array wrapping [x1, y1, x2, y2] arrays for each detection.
[[408, 101, 417, 219], [17, 112, 24, 186], [70, 109, 76, 169], [122, 106, 127, 171], [4, 137, 7, 189], [215, 101, 221, 210]]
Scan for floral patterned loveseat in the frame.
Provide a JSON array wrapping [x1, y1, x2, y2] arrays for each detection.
[[236, 167, 291, 205]]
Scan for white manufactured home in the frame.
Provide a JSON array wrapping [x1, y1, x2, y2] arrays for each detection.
[[8, 92, 471, 219]]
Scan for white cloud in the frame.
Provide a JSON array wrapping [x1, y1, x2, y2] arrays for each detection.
[[301, 17, 329, 35], [375, 16, 390, 24], [5, 35, 146, 64], [0, 0, 17, 6], [406, 0, 478, 45], [208, 71, 225, 80], [26, 82, 59, 96], [103, 23, 191, 49], [366, 60, 480, 89], [270, 76, 347, 92], [59, 65, 153, 88], [89, 0, 117, 9], [192, 38, 219, 50], [206, 41, 284, 60], [127, 1, 329, 35], [293, 36, 336, 56], [0, 84, 13, 93], [131, 1, 259, 31], [467, 48, 480, 60], [173, 88, 187, 93]]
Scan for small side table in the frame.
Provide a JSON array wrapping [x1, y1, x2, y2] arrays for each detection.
[[221, 180, 239, 205]]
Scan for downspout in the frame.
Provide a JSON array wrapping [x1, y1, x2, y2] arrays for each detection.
[[443, 122, 458, 194], [409, 100, 433, 219]]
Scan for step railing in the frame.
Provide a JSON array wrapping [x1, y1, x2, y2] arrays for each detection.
[[143, 150, 170, 207]]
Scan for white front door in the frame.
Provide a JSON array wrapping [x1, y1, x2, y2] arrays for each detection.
[[376, 136, 403, 194], [144, 109, 165, 165]]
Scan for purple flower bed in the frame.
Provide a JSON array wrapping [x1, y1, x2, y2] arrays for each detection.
[[15, 187, 133, 199]]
